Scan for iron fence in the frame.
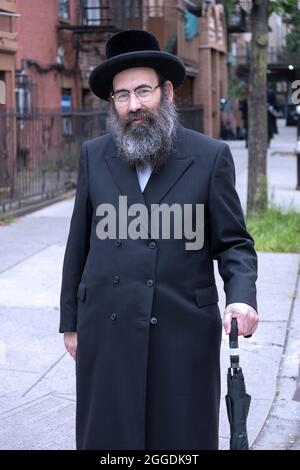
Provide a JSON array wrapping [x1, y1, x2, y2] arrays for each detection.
[[0, 110, 107, 211], [0, 106, 203, 212]]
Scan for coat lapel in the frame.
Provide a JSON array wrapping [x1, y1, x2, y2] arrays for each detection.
[[143, 124, 194, 212], [105, 150, 146, 209], [105, 153, 151, 239], [104, 124, 195, 214]]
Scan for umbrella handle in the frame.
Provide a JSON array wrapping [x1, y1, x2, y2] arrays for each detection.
[[229, 318, 239, 369], [230, 318, 238, 344]]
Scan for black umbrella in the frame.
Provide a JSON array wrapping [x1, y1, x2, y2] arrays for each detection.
[[225, 318, 251, 450]]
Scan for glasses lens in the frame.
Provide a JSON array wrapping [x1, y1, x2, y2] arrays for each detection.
[[113, 85, 159, 104], [114, 91, 129, 103], [135, 87, 152, 101]]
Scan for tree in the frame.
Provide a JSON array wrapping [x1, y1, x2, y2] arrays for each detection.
[[246, 0, 300, 214], [247, 0, 269, 214]]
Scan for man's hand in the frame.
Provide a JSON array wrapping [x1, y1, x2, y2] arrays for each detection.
[[64, 332, 77, 360], [223, 303, 258, 336]]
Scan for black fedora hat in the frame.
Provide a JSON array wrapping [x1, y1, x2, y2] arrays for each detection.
[[89, 29, 186, 100]]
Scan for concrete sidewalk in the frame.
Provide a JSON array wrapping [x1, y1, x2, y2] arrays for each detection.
[[228, 119, 300, 212], [0, 122, 299, 450]]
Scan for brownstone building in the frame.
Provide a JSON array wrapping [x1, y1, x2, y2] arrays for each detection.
[[0, 0, 229, 212], [15, 0, 81, 112], [0, 0, 18, 109], [143, 1, 227, 136], [11, 0, 227, 137], [0, 0, 18, 200]]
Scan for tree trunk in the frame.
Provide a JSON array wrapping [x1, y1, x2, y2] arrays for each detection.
[[247, 0, 269, 215]]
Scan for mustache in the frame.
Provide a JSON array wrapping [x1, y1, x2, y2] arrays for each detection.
[[120, 109, 157, 129]]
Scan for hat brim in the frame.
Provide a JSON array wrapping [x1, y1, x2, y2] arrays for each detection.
[[89, 50, 186, 100]]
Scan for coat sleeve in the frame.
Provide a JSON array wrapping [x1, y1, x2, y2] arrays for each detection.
[[208, 143, 258, 311], [59, 143, 92, 332]]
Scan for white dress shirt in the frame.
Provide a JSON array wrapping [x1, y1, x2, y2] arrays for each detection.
[[135, 123, 174, 192], [136, 164, 152, 192]]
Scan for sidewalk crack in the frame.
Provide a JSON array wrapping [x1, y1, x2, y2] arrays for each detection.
[[21, 352, 67, 397]]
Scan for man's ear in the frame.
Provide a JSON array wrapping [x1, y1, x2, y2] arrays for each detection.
[[164, 80, 174, 103]]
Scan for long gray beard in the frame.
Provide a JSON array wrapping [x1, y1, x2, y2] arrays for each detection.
[[109, 91, 178, 173]]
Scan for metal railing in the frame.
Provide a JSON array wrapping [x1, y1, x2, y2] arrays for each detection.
[[78, 0, 142, 30], [0, 110, 107, 211], [268, 47, 300, 67], [230, 47, 300, 68], [0, 106, 203, 211]]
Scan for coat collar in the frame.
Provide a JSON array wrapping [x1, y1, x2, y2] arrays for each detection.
[[104, 123, 195, 211]]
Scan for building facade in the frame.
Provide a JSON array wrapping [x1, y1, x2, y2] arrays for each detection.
[[11, 0, 228, 136], [0, 0, 230, 212], [15, 0, 81, 112], [229, 3, 300, 130], [0, 0, 18, 109], [143, 0, 227, 136]]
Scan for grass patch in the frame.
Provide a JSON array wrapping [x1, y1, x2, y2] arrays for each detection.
[[0, 213, 14, 225], [246, 206, 300, 253]]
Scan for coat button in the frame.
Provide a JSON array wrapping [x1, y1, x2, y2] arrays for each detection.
[[149, 241, 156, 249], [111, 312, 117, 321], [150, 317, 158, 325], [115, 239, 122, 247], [113, 275, 120, 284], [146, 279, 154, 287]]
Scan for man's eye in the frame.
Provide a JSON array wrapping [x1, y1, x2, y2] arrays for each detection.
[[137, 88, 151, 97], [116, 92, 129, 101]]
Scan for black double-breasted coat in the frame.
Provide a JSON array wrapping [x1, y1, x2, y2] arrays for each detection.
[[59, 124, 257, 450]]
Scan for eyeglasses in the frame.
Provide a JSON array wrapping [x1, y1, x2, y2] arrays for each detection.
[[111, 83, 162, 105]]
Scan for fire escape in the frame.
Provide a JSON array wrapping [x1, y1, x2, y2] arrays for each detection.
[[226, 0, 251, 34], [57, 0, 143, 105], [226, 0, 251, 83], [58, 0, 140, 33]]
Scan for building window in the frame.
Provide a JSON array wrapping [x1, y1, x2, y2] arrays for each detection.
[[59, 0, 70, 20], [126, 0, 142, 18], [148, 0, 163, 17], [0, 14, 13, 33], [61, 88, 73, 136], [0, 73, 5, 105], [84, 0, 101, 26]]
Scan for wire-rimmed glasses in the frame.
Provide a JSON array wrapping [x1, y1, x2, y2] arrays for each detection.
[[111, 83, 162, 105]]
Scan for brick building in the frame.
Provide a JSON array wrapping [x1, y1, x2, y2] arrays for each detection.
[[0, 0, 18, 201], [11, 0, 227, 137], [0, 0, 229, 212], [15, 0, 81, 112], [141, 1, 227, 136], [0, 0, 18, 109]]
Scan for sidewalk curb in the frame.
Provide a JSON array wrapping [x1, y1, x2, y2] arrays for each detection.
[[0, 190, 76, 220], [252, 269, 300, 450]]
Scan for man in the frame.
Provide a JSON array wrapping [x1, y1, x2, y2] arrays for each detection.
[[60, 29, 258, 450]]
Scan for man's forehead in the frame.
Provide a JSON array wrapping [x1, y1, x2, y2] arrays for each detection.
[[113, 67, 157, 88]]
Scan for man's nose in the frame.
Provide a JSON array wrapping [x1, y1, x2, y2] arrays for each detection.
[[128, 93, 142, 112]]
